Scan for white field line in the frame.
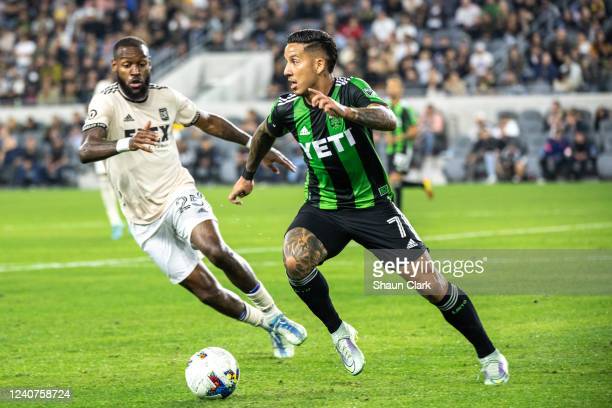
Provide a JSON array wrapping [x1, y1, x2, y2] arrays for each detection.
[[1, 222, 611, 273]]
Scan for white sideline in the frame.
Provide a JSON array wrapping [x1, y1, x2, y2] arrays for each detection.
[[1, 222, 611, 273]]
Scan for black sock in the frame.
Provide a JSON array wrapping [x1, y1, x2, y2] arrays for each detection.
[[289, 268, 342, 333], [436, 283, 496, 358]]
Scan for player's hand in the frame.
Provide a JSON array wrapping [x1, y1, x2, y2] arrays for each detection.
[[262, 147, 297, 174], [308, 88, 352, 118], [130, 121, 159, 153], [228, 177, 254, 205]]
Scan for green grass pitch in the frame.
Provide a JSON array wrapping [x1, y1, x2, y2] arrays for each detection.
[[1, 182, 611, 407]]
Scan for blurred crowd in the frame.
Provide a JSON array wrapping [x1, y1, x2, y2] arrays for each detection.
[[463, 101, 609, 183], [1, 0, 610, 105], [1, 100, 608, 187]]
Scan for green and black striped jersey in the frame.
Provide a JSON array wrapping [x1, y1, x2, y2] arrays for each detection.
[[387, 102, 418, 155], [266, 76, 392, 210]]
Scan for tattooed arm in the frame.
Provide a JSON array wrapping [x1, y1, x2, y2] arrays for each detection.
[[308, 87, 397, 131]]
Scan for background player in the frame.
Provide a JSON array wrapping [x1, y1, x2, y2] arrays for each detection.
[[79, 36, 307, 358], [384, 76, 433, 207], [229, 29, 508, 384], [92, 78, 125, 240]]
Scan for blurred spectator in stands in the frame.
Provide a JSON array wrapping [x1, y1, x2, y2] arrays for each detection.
[[495, 116, 527, 183], [545, 100, 564, 130], [194, 136, 220, 183], [594, 106, 610, 133], [286, 145, 307, 184], [43, 130, 73, 185], [415, 50, 433, 85], [455, 0, 482, 37], [553, 55, 583, 92], [568, 130, 598, 180], [533, 52, 558, 85], [339, 17, 364, 41], [417, 104, 445, 157], [465, 113, 502, 183], [425, 0, 446, 30], [443, 71, 467, 96], [371, 10, 396, 43], [13, 136, 44, 187], [469, 42, 494, 80], [506, 45, 526, 80], [539, 126, 570, 181], [425, 69, 444, 97], [0, 124, 20, 184]]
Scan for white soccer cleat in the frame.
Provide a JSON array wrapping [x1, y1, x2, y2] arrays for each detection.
[[267, 313, 308, 346], [479, 349, 510, 385], [269, 330, 295, 359], [331, 322, 365, 375]]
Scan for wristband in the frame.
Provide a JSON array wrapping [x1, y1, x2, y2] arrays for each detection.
[[241, 168, 256, 180], [116, 138, 131, 153], [245, 138, 252, 148]]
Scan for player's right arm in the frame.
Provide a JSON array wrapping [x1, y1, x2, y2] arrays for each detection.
[[79, 122, 159, 163]]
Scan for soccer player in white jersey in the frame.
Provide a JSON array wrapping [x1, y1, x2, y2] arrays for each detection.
[[79, 36, 307, 358]]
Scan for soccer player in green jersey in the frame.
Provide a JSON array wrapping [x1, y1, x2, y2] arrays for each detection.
[[384, 76, 433, 207], [229, 29, 508, 384]]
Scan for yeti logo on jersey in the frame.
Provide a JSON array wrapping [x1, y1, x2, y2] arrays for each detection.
[[299, 129, 356, 159], [159, 108, 169, 121], [299, 126, 310, 136]]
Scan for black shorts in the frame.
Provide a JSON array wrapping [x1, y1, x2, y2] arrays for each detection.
[[286, 199, 427, 263]]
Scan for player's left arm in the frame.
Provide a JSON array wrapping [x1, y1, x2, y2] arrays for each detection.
[[308, 88, 397, 131]]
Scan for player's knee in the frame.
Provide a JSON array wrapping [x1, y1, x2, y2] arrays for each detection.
[[283, 253, 314, 280]]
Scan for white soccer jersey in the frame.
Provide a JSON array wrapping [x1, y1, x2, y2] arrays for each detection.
[[82, 82, 201, 224]]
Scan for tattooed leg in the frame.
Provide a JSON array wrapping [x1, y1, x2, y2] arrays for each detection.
[[283, 227, 342, 333]]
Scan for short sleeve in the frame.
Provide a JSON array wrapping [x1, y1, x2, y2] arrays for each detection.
[[172, 88, 200, 126], [266, 98, 288, 138], [347, 77, 386, 108], [82, 93, 113, 133]]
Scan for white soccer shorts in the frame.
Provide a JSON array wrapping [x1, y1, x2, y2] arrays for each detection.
[[129, 187, 217, 284]]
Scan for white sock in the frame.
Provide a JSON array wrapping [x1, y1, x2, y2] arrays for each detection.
[[246, 282, 281, 318], [239, 303, 266, 329], [99, 175, 122, 227]]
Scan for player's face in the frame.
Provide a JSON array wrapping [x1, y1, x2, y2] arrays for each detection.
[[112, 45, 151, 101], [283, 43, 321, 95], [386, 79, 403, 99]]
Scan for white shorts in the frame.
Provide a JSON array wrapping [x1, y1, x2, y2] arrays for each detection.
[[129, 187, 217, 284]]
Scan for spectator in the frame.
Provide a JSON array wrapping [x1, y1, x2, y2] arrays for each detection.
[[13, 136, 44, 186], [495, 117, 527, 182], [568, 130, 598, 180], [539, 127, 571, 181], [465, 113, 502, 183], [43, 130, 73, 185], [417, 104, 445, 157], [194, 137, 220, 183], [443, 71, 467, 96], [455, 0, 482, 35], [469, 42, 494, 79], [553, 55, 583, 92], [371, 10, 396, 43], [533, 52, 558, 85]]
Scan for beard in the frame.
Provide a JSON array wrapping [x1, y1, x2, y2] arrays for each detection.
[[117, 73, 150, 101]]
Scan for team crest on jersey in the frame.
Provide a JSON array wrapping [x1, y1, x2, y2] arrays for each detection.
[[364, 87, 375, 96], [329, 116, 343, 129], [159, 107, 169, 121]]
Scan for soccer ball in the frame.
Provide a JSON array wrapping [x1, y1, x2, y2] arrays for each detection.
[[185, 347, 240, 399]]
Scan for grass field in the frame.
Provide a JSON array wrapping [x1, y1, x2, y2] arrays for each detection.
[[1, 182, 611, 407]]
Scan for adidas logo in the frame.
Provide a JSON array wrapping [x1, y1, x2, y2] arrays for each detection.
[[407, 239, 419, 249], [299, 126, 310, 136], [124, 114, 134, 122]]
